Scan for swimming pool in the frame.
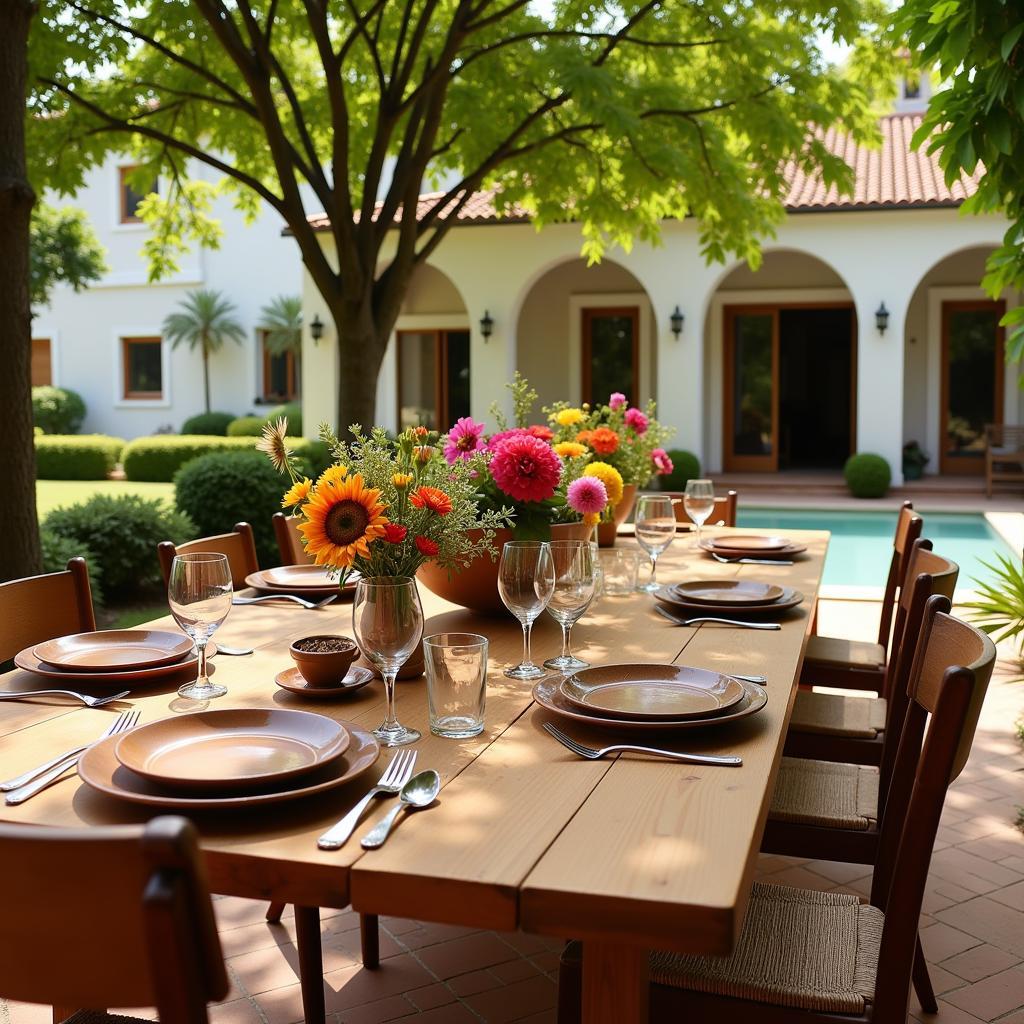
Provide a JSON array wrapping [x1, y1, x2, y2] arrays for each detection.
[[736, 508, 1015, 590]]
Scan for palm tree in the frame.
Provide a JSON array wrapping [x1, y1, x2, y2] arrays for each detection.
[[163, 289, 246, 413], [258, 294, 302, 356]]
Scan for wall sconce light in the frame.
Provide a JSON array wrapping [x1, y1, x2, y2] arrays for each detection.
[[670, 306, 684, 338], [875, 302, 889, 335], [310, 314, 324, 342], [480, 310, 494, 340]]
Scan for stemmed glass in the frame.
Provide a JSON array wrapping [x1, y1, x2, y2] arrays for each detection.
[[543, 540, 597, 672], [684, 478, 716, 549], [634, 495, 677, 593], [353, 577, 424, 746], [498, 541, 555, 680], [168, 552, 232, 700]]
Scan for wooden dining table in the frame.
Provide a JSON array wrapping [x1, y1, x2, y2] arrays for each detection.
[[0, 527, 827, 1024]]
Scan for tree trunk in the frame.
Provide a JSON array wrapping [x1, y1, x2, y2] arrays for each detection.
[[332, 311, 387, 431], [202, 345, 211, 413], [0, 0, 42, 582]]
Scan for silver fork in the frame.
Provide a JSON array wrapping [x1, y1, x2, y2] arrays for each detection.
[[233, 593, 336, 610], [710, 553, 794, 566], [4, 709, 141, 805], [0, 688, 128, 708], [542, 722, 742, 766], [653, 606, 781, 631], [317, 749, 417, 850]]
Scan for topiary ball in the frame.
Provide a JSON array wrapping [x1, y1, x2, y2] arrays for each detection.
[[658, 450, 701, 491], [843, 453, 892, 499], [32, 386, 87, 434], [264, 402, 302, 437], [227, 415, 266, 437], [182, 411, 236, 436]]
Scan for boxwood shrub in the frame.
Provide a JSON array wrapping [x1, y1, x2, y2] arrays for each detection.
[[122, 434, 323, 482], [39, 529, 104, 606], [32, 386, 87, 434], [35, 434, 125, 480], [263, 402, 302, 436], [844, 452, 892, 499], [181, 411, 236, 436], [657, 450, 702, 491], [226, 415, 265, 437]]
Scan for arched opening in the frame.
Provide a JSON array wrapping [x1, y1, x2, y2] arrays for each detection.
[[514, 257, 655, 412], [704, 249, 856, 473]]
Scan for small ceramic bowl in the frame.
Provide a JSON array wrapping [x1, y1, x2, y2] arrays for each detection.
[[289, 635, 359, 688]]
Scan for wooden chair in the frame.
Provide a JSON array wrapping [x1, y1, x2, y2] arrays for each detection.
[[799, 502, 922, 693], [666, 489, 738, 527], [0, 815, 229, 1023], [984, 423, 1024, 497], [0, 557, 96, 662], [272, 512, 313, 566], [158, 523, 259, 589], [558, 596, 996, 1024], [784, 540, 957, 767]]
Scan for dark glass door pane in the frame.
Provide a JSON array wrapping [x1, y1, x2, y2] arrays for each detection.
[[445, 330, 471, 425], [127, 341, 162, 394], [398, 332, 437, 430], [586, 312, 635, 406], [732, 314, 773, 457], [946, 307, 1000, 461], [266, 352, 291, 399]]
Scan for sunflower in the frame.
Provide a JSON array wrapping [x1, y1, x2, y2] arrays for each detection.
[[315, 464, 349, 491], [299, 473, 389, 568], [281, 478, 312, 508], [583, 461, 624, 507]]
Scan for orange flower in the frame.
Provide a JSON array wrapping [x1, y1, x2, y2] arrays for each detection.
[[409, 486, 453, 516], [299, 473, 389, 568], [589, 427, 620, 455], [413, 445, 434, 463], [575, 429, 593, 446]]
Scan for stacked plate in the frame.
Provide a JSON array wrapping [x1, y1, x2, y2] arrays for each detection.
[[655, 579, 804, 618], [700, 534, 806, 561], [533, 664, 768, 731], [77, 707, 380, 810], [245, 565, 357, 598], [13, 630, 215, 690]]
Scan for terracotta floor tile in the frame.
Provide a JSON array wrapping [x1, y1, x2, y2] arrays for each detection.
[[935, 897, 1024, 957], [495, 932, 562, 958], [804, 860, 873, 885], [416, 932, 520, 981], [463, 974, 557, 1024], [219, 918, 298, 959], [930, 848, 1024, 891], [335, 993, 417, 1024], [987, 880, 1024, 913], [920, 921, 983, 962], [408, 1004, 480, 1024], [761, 865, 834, 891], [943, 965, 1024, 1021], [256, 983, 305, 1024], [448, 969, 504, 997], [391, 922, 485, 951], [513, 1011, 557, 1024], [324, 955, 436, 1013], [942, 944, 1022, 983], [207, 997, 266, 1024], [405, 982, 458, 1011], [489, 958, 542, 985], [227, 941, 305, 996]]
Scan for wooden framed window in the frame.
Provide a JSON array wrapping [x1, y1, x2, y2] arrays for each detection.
[[122, 337, 163, 399], [31, 338, 52, 387], [396, 329, 470, 431], [119, 166, 157, 224], [581, 307, 639, 408], [260, 331, 298, 401]]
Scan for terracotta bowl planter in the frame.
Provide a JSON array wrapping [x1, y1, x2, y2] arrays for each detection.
[[289, 635, 359, 688], [417, 522, 592, 615], [598, 483, 638, 548]]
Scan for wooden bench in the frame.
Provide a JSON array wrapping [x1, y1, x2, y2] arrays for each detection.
[[985, 424, 1024, 497]]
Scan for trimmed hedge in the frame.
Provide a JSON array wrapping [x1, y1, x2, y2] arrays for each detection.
[[32, 386, 86, 434], [35, 434, 125, 480], [226, 415, 265, 436], [657, 450, 701, 491], [844, 452, 891, 499], [182, 411, 236, 436], [39, 529, 104, 606], [264, 402, 302, 436]]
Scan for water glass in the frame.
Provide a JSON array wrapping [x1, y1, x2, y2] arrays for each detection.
[[424, 633, 489, 738], [543, 540, 597, 672], [168, 552, 233, 700], [498, 541, 555, 680], [599, 549, 640, 595], [353, 577, 423, 746], [634, 495, 676, 592], [684, 478, 716, 549]]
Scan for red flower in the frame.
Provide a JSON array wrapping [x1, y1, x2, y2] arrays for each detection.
[[489, 433, 562, 503], [409, 485, 453, 516], [527, 424, 554, 442], [382, 523, 408, 543], [415, 535, 439, 556]]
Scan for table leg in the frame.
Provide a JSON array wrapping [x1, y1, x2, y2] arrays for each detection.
[[582, 941, 648, 1024], [295, 905, 325, 1024]]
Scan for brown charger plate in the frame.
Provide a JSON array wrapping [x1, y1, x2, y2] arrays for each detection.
[[670, 580, 785, 605], [533, 676, 768, 731], [711, 535, 790, 551], [78, 720, 380, 810], [34, 630, 195, 672], [114, 708, 351, 791], [275, 665, 375, 698], [654, 585, 804, 616], [559, 664, 744, 721], [701, 540, 807, 560], [13, 642, 217, 688], [246, 566, 357, 597]]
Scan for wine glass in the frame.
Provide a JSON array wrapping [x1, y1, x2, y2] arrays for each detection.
[[543, 540, 597, 672], [353, 577, 423, 746], [684, 478, 716, 549], [498, 541, 555, 680], [634, 495, 676, 593], [168, 552, 233, 700]]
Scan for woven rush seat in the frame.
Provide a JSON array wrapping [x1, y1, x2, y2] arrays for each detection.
[[65, 1014, 152, 1024], [804, 635, 885, 672], [790, 691, 888, 739], [769, 757, 879, 830], [650, 882, 883, 1014]]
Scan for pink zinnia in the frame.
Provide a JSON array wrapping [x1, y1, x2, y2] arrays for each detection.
[[652, 448, 673, 475], [625, 407, 649, 434], [567, 476, 608, 516], [489, 434, 562, 503], [609, 392, 627, 411], [444, 417, 486, 464], [487, 427, 530, 448]]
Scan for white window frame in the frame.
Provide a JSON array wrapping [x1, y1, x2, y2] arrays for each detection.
[[114, 329, 172, 408]]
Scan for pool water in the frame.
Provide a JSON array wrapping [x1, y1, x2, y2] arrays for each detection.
[[736, 508, 1014, 590]]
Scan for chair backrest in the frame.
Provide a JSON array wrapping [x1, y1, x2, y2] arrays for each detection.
[[985, 423, 1024, 450], [870, 598, 995, 1021], [876, 501, 924, 649], [158, 522, 259, 589], [667, 490, 738, 528], [0, 815, 229, 1019], [0, 557, 96, 663], [272, 512, 312, 565]]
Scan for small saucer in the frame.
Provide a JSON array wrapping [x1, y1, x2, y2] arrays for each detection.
[[275, 665, 374, 698]]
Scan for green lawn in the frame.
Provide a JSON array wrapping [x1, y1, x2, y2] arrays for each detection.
[[36, 479, 176, 520]]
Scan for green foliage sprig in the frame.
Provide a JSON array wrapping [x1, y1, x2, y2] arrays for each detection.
[[963, 553, 1024, 655]]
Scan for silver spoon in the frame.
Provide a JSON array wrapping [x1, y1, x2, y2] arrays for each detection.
[[360, 769, 441, 849]]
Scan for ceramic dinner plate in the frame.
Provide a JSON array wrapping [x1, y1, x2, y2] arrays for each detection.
[[78, 721, 380, 810], [710, 535, 791, 551], [670, 580, 785, 605], [701, 540, 807, 560], [655, 585, 804, 616], [13, 642, 217, 688], [114, 708, 351, 791], [275, 665, 375, 698], [533, 676, 768, 731], [559, 664, 744, 721], [246, 565, 356, 596], [33, 630, 195, 672]]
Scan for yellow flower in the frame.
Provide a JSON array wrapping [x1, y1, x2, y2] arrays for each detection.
[[553, 441, 587, 460], [299, 473, 389, 568], [583, 461, 624, 507], [281, 478, 312, 508], [555, 408, 585, 427], [315, 464, 348, 490], [392, 472, 414, 490], [583, 511, 601, 528]]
